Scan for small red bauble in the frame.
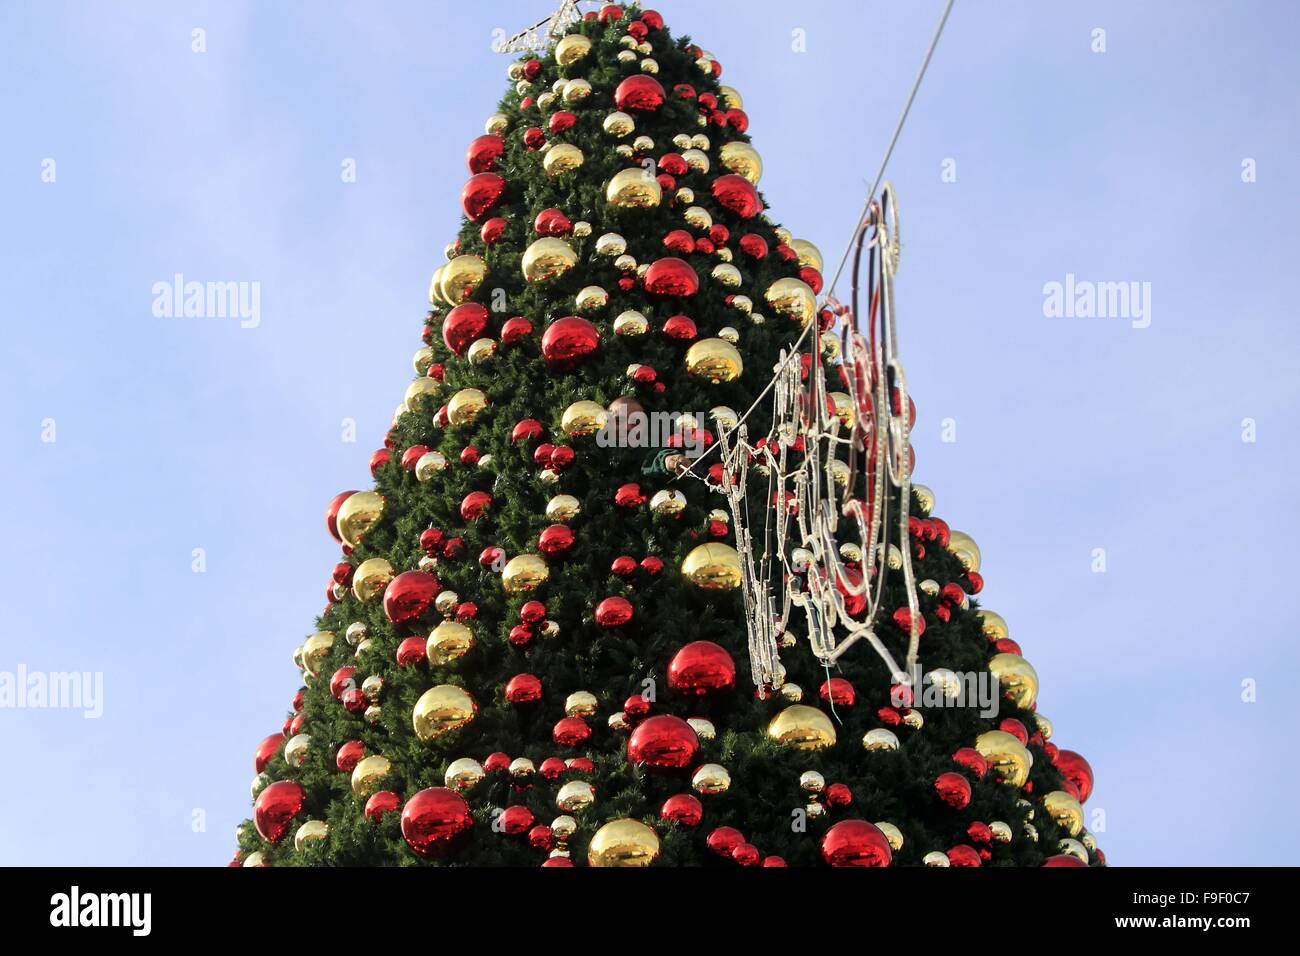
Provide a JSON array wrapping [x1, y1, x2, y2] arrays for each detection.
[[627, 714, 699, 771], [335, 740, 365, 773], [1043, 854, 1088, 867], [623, 695, 651, 718], [726, 108, 749, 132], [947, 844, 982, 867], [484, 753, 511, 773], [369, 448, 390, 476], [595, 596, 634, 628], [934, 772, 972, 810], [732, 843, 760, 867], [459, 490, 492, 522], [442, 302, 489, 356], [667, 641, 736, 696], [364, 790, 401, 821], [994, 638, 1022, 656], [640, 555, 663, 574], [660, 792, 703, 827], [461, 172, 506, 220], [548, 111, 577, 134], [644, 258, 699, 297], [520, 600, 547, 624], [534, 207, 573, 236], [542, 316, 600, 366], [967, 821, 993, 844], [396, 637, 426, 667], [511, 418, 544, 442], [479, 546, 504, 568], [253, 780, 305, 844], [500, 805, 535, 835], [658, 152, 689, 176], [641, 9, 664, 30], [324, 490, 356, 543], [383, 571, 440, 624], [505, 673, 543, 704], [539, 758, 566, 780], [400, 445, 427, 470], [419, 525, 443, 552], [508, 624, 534, 647], [480, 217, 507, 245], [329, 666, 357, 700], [341, 688, 367, 714], [820, 820, 892, 867], [534, 443, 555, 467], [253, 734, 283, 773], [614, 483, 646, 508], [522, 126, 545, 149], [892, 607, 925, 636], [661, 314, 698, 341], [663, 228, 694, 254], [999, 718, 1029, 744], [611, 555, 637, 577], [500, 316, 534, 344], [614, 74, 666, 113], [567, 757, 594, 774], [400, 788, 473, 857], [762, 856, 787, 867], [552, 716, 591, 747], [825, 783, 852, 807], [465, 133, 505, 173], [706, 826, 744, 857], [1053, 749, 1095, 803], [288, 713, 306, 736], [459, 446, 480, 465], [529, 825, 556, 850], [952, 747, 988, 778], [711, 174, 761, 219], [455, 602, 477, 622], [819, 677, 856, 708], [538, 523, 575, 556], [541, 857, 574, 867]]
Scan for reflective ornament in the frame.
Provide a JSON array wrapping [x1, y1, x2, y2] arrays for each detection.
[[710, 405, 738, 430], [614, 75, 665, 113], [502, 554, 549, 593], [1054, 749, 1095, 803], [627, 715, 700, 772], [718, 141, 762, 184], [426, 621, 474, 666], [522, 238, 579, 283], [821, 820, 893, 867], [336, 491, 384, 548], [613, 310, 649, 335], [649, 489, 686, 516], [948, 530, 981, 571], [294, 819, 329, 851], [603, 111, 635, 137], [461, 172, 506, 220], [1043, 790, 1085, 837], [383, 570, 439, 624], [596, 232, 628, 256], [687, 717, 716, 740], [543, 143, 584, 177], [768, 705, 836, 750], [575, 285, 608, 312], [988, 653, 1039, 709], [974, 730, 1033, 787], [284, 733, 311, 767], [685, 338, 743, 383], [556, 780, 596, 812], [253, 780, 305, 844], [667, 641, 736, 695], [913, 483, 935, 514], [981, 611, 1011, 642], [765, 277, 818, 326], [790, 239, 824, 272], [448, 388, 488, 426], [541, 317, 600, 366], [415, 451, 448, 480], [681, 543, 741, 590], [466, 338, 496, 365], [561, 400, 608, 436], [661, 793, 704, 827], [562, 78, 592, 102], [711, 174, 761, 218], [606, 168, 662, 208], [691, 763, 731, 795], [412, 684, 478, 742], [403, 378, 440, 413], [445, 757, 485, 791], [301, 631, 335, 678], [923, 851, 951, 867], [352, 558, 395, 603], [553, 33, 591, 66], [589, 818, 660, 867], [546, 495, 581, 522], [875, 821, 905, 852], [400, 787, 473, 858], [644, 257, 699, 297], [439, 255, 488, 304], [350, 754, 391, 797]]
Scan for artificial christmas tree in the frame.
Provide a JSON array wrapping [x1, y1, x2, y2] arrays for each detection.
[[235, 2, 1100, 868]]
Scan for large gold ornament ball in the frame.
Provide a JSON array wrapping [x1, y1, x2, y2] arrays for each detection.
[[947, 530, 981, 571], [974, 730, 1033, 788], [606, 168, 662, 208], [588, 818, 660, 868], [336, 491, 384, 548], [554, 33, 592, 67], [767, 704, 837, 751], [543, 143, 584, 177], [439, 254, 487, 304], [351, 557, 395, 603], [522, 237, 579, 283], [875, 821, 905, 852], [765, 277, 818, 327], [447, 387, 488, 426], [350, 754, 392, 797], [301, 631, 335, 678], [603, 111, 635, 137], [404, 377, 440, 414], [681, 543, 742, 590], [980, 610, 1009, 642], [790, 239, 824, 272], [561, 400, 609, 437], [718, 141, 763, 184], [412, 684, 478, 742], [427, 621, 475, 666], [1042, 790, 1085, 837], [502, 554, 549, 593], [685, 338, 744, 384], [988, 653, 1039, 709]]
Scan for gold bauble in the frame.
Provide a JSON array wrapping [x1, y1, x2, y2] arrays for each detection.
[[545, 494, 581, 522], [404, 377, 440, 413], [588, 818, 660, 868], [1034, 713, 1054, 741], [300, 631, 335, 677], [415, 451, 447, 481], [730, 293, 753, 315], [974, 730, 1033, 787], [596, 232, 628, 256], [556, 780, 596, 811], [875, 821, 905, 852], [613, 310, 648, 336], [1058, 837, 1089, 862], [428, 266, 446, 306], [828, 391, 856, 429], [502, 554, 549, 593], [562, 78, 592, 102], [294, 820, 330, 851], [989, 821, 1013, 843], [521, 237, 578, 283], [711, 263, 742, 287], [767, 704, 837, 751], [632, 135, 655, 153], [691, 763, 731, 794], [687, 717, 716, 740], [427, 621, 474, 666], [412, 684, 477, 742], [434, 590, 459, 615], [765, 277, 818, 327], [543, 143, 584, 177], [466, 338, 497, 365], [718, 141, 762, 184], [606, 168, 662, 208], [336, 491, 384, 548], [912, 483, 935, 515], [862, 728, 900, 751], [412, 346, 435, 376], [554, 33, 592, 67], [717, 326, 739, 344], [902, 709, 924, 730], [284, 733, 311, 767], [718, 85, 743, 109], [575, 285, 609, 312], [1043, 790, 1085, 837], [447, 387, 488, 426], [485, 113, 508, 136], [683, 205, 713, 230], [710, 406, 739, 431], [350, 754, 391, 797], [681, 148, 710, 173], [820, 331, 841, 360], [603, 111, 635, 137], [439, 254, 487, 304], [561, 400, 608, 437], [830, 459, 849, 488], [790, 239, 824, 272], [564, 690, 598, 717], [351, 557, 394, 603], [988, 653, 1039, 709], [681, 543, 741, 590], [649, 488, 686, 515], [947, 530, 981, 571], [923, 851, 951, 867], [444, 757, 485, 791], [685, 338, 743, 384], [980, 610, 1009, 642]]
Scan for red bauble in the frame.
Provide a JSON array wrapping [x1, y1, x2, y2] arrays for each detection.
[[667, 641, 736, 695], [364, 790, 402, 821], [541, 316, 600, 366], [512, 418, 544, 443], [934, 772, 972, 810], [508, 624, 534, 647], [288, 713, 306, 736], [1053, 749, 1095, 803], [595, 596, 634, 628], [552, 716, 591, 747], [640, 556, 664, 574], [484, 752, 511, 773], [711, 174, 761, 219], [952, 747, 988, 778], [400, 445, 428, 470], [726, 108, 749, 132], [1043, 854, 1088, 867], [505, 673, 543, 704], [539, 759, 566, 781], [480, 217, 507, 245], [660, 793, 704, 826], [342, 687, 367, 714], [614, 74, 666, 113], [994, 638, 1022, 656], [538, 523, 575, 556], [967, 821, 993, 844], [369, 448, 390, 476], [999, 718, 1029, 745], [658, 152, 689, 176], [624, 695, 651, 719], [461, 172, 506, 220], [253, 780, 305, 844], [500, 805, 535, 836], [641, 9, 664, 30], [567, 757, 594, 773], [627, 714, 699, 771], [825, 782, 853, 807], [520, 600, 547, 624], [611, 555, 637, 577], [325, 491, 356, 543], [706, 826, 745, 857], [891, 607, 924, 636], [329, 666, 357, 700], [522, 126, 545, 149], [820, 820, 892, 867], [465, 134, 505, 173], [253, 734, 283, 773], [541, 857, 574, 867], [534, 444, 555, 468], [500, 316, 534, 344], [455, 602, 477, 621], [800, 266, 824, 294], [837, 567, 867, 617], [479, 546, 505, 569], [383, 571, 440, 624], [661, 314, 698, 341], [400, 788, 472, 858], [819, 677, 856, 708], [644, 258, 699, 297], [460, 490, 492, 522], [336, 740, 365, 773], [614, 483, 646, 508], [732, 843, 760, 867], [534, 207, 573, 236], [947, 844, 982, 867], [548, 110, 577, 134], [442, 302, 489, 356], [663, 229, 694, 254]]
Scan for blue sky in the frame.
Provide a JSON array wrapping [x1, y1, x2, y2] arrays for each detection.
[[1, 0, 1297, 865]]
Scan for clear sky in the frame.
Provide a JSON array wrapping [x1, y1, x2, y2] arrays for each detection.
[[1, 0, 1297, 866]]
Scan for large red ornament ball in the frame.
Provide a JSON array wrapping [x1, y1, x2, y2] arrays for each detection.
[[465, 134, 505, 173], [615, 483, 646, 508], [335, 740, 365, 773], [660, 793, 704, 827], [667, 641, 736, 696], [711, 174, 761, 219], [383, 571, 440, 624], [1053, 749, 1095, 803], [442, 303, 489, 356], [595, 596, 634, 628], [541, 316, 600, 366], [364, 790, 402, 821], [500, 805, 535, 836], [614, 74, 666, 113], [461, 172, 506, 220], [820, 820, 892, 867], [627, 714, 700, 772], [400, 788, 473, 858], [644, 258, 700, 297], [325, 491, 357, 543], [253, 734, 283, 773], [512, 418, 544, 442], [253, 780, 305, 844], [935, 772, 972, 810]]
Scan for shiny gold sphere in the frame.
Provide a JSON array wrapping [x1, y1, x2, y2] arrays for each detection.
[[974, 730, 1033, 787], [351, 557, 395, 603], [543, 143, 584, 177], [988, 653, 1039, 710], [553, 33, 591, 67], [912, 483, 935, 515], [426, 621, 474, 666], [561, 400, 608, 437], [684, 338, 743, 384], [923, 851, 951, 867], [502, 554, 549, 593], [412, 684, 477, 742], [603, 111, 635, 137], [545, 494, 581, 523], [574, 285, 608, 313], [827, 391, 856, 429], [765, 277, 818, 327], [613, 310, 648, 336], [681, 543, 741, 590], [284, 733, 311, 767], [711, 263, 742, 288], [947, 530, 981, 571], [588, 818, 660, 868], [683, 205, 713, 230], [767, 704, 837, 751], [350, 754, 391, 797], [790, 239, 824, 272], [447, 387, 488, 426], [596, 232, 628, 256], [606, 168, 662, 208], [556, 780, 596, 811], [710, 405, 738, 430], [412, 345, 435, 376], [428, 266, 446, 306], [1043, 790, 1085, 837], [485, 113, 508, 136], [404, 377, 440, 414], [1034, 713, 1054, 741], [294, 819, 330, 851], [561, 78, 592, 103], [875, 821, 905, 852], [989, 821, 1013, 843], [680, 148, 709, 173], [649, 489, 686, 515], [718, 141, 762, 184], [1057, 837, 1088, 862], [444, 756, 485, 791], [466, 338, 496, 365], [687, 717, 716, 740], [718, 85, 743, 109], [862, 727, 900, 751], [439, 254, 487, 304], [564, 691, 598, 717], [336, 491, 384, 548], [415, 451, 447, 481], [980, 610, 1009, 642], [522, 237, 578, 283], [691, 763, 731, 795]]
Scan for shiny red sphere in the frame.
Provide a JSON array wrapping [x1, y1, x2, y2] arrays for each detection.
[[627, 714, 699, 771], [480, 217, 507, 245], [614, 74, 666, 113], [595, 596, 634, 628], [335, 740, 365, 773], [324, 490, 356, 543], [706, 826, 744, 857], [614, 483, 646, 508], [541, 316, 599, 366], [820, 820, 892, 867], [500, 316, 534, 344], [460, 490, 492, 522], [465, 134, 505, 173], [383, 571, 440, 624], [611, 555, 637, 576], [667, 641, 735, 696], [947, 844, 982, 867], [1053, 749, 1095, 803], [442, 302, 489, 356], [538, 523, 575, 556], [364, 790, 402, 821], [519, 600, 547, 624], [732, 843, 760, 867], [819, 677, 856, 708], [552, 716, 591, 747], [934, 772, 972, 810], [511, 418, 544, 442], [329, 666, 357, 700], [1042, 854, 1088, 867], [461, 172, 506, 221], [253, 734, 283, 773], [505, 673, 543, 705], [533, 207, 573, 236], [400, 788, 472, 857], [660, 792, 704, 826], [711, 174, 761, 219], [825, 783, 853, 807], [644, 258, 699, 297], [500, 805, 535, 835], [253, 780, 305, 844], [952, 747, 988, 778], [661, 314, 698, 341]]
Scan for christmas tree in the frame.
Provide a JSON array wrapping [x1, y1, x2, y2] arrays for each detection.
[[235, 2, 1100, 868]]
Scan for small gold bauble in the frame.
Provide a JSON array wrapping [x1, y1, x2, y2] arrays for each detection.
[[862, 728, 900, 751], [681, 543, 742, 590], [632, 135, 655, 153], [561, 400, 608, 437], [1043, 791, 1085, 837], [412, 346, 435, 376], [562, 78, 592, 102], [603, 111, 635, 137], [412, 684, 477, 742], [564, 690, 598, 717], [923, 851, 951, 867], [827, 391, 856, 429], [680, 148, 709, 173], [553, 33, 591, 66], [912, 483, 935, 515], [902, 709, 924, 730], [683, 205, 713, 230], [556, 780, 596, 811], [768, 704, 837, 750], [718, 85, 743, 109], [649, 488, 686, 516], [415, 451, 447, 481], [613, 310, 648, 335], [444, 757, 485, 791], [875, 821, 905, 852], [447, 387, 488, 426], [1058, 837, 1089, 862], [980, 610, 1009, 642], [974, 730, 1033, 787], [596, 232, 627, 256], [427, 621, 474, 666], [765, 277, 818, 327], [466, 338, 496, 365], [710, 405, 739, 430], [502, 554, 549, 593], [545, 494, 581, 522], [685, 338, 743, 384], [606, 167, 662, 208], [575, 285, 609, 312], [485, 113, 508, 136], [730, 294, 753, 315], [350, 754, 391, 796], [988, 653, 1039, 709], [510, 757, 536, 779], [1034, 713, 1054, 741], [404, 377, 440, 414], [572, 220, 592, 237], [284, 733, 311, 767], [800, 770, 826, 793], [543, 143, 584, 177], [434, 590, 459, 615], [351, 557, 395, 603], [439, 254, 488, 304], [294, 820, 330, 851], [780, 683, 804, 702], [947, 530, 981, 571], [691, 763, 731, 795], [588, 818, 660, 868], [336, 491, 384, 548], [640, 57, 659, 74], [718, 141, 762, 184], [711, 263, 742, 288], [790, 239, 824, 272], [687, 717, 716, 740], [830, 459, 850, 488], [989, 821, 1013, 843], [522, 237, 579, 283]]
